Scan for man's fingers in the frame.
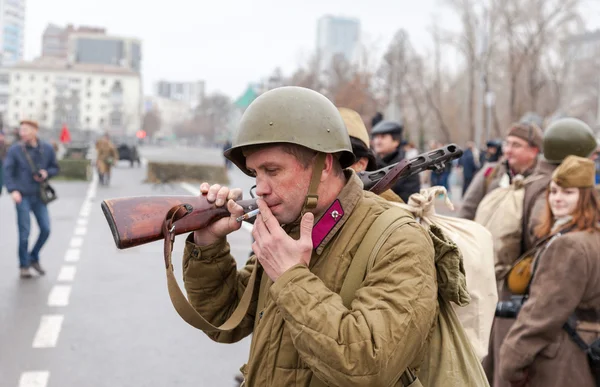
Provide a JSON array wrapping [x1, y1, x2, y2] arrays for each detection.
[[215, 186, 230, 206], [228, 188, 243, 201], [199, 182, 211, 195], [206, 184, 222, 202], [226, 199, 244, 217], [256, 198, 278, 231]]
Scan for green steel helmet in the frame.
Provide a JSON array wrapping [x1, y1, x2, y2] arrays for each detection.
[[224, 86, 355, 175], [543, 117, 597, 164]]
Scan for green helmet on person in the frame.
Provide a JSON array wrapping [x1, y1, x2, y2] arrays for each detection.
[[543, 117, 598, 164], [224, 86, 355, 176]]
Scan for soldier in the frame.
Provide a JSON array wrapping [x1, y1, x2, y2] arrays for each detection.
[[370, 119, 421, 202], [459, 122, 543, 220], [499, 156, 600, 387], [522, 117, 598, 251], [95, 133, 119, 186], [182, 87, 450, 386], [338, 107, 403, 203], [483, 117, 598, 387]]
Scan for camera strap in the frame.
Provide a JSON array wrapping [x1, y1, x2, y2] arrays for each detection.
[[21, 142, 43, 176]]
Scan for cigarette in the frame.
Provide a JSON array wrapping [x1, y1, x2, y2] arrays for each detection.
[[236, 208, 260, 222]]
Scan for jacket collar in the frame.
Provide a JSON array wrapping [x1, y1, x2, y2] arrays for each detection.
[[281, 169, 364, 255]]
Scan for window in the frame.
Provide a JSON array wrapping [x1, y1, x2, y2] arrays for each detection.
[[28, 101, 33, 107], [30, 75, 35, 81], [14, 100, 19, 106], [101, 79, 106, 86], [85, 117, 90, 124]]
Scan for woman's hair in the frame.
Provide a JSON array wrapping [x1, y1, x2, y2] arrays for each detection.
[[350, 137, 378, 171], [534, 186, 600, 238]]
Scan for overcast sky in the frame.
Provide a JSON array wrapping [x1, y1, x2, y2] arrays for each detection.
[[23, 0, 600, 100]]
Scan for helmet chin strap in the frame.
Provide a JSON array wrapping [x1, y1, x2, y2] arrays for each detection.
[[301, 153, 326, 216]]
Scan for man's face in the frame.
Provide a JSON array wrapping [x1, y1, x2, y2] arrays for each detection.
[[246, 145, 315, 225], [371, 133, 399, 156], [502, 135, 538, 173], [19, 123, 37, 143]]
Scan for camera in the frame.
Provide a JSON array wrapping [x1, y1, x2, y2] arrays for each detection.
[[495, 295, 526, 318]]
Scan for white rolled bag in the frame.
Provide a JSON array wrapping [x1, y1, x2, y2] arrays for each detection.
[[393, 186, 498, 360]]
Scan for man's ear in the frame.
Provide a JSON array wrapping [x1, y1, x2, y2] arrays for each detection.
[[320, 153, 336, 182]]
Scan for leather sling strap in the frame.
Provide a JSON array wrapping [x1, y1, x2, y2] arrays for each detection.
[[162, 204, 259, 332], [309, 208, 417, 387], [303, 153, 326, 211]]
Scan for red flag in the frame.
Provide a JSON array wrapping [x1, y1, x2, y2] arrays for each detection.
[[60, 124, 71, 144]]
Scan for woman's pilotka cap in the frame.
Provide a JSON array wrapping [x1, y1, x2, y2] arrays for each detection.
[[552, 155, 596, 188]]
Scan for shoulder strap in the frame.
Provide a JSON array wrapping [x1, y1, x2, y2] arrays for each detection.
[[339, 208, 413, 308], [21, 144, 39, 172], [163, 205, 259, 332], [310, 207, 416, 387]]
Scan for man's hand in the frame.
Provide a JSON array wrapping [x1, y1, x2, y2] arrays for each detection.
[[252, 198, 314, 281], [33, 169, 48, 182], [11, 191, 22, 204], [192, 183, 244, 246]]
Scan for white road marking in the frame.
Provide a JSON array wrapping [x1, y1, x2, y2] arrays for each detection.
[[32, 315, 64, 348], [76, 218, 88, 226], [57, 266, 77, 282], [47, 285, 71, 307], [64, 249, 80, 262], [69, 237, 84, 248], [180, 182, 253, 233], [74, 226, 87, 236], [18, 371, 49, 387]]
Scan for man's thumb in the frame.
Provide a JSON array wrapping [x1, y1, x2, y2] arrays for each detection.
[[300, 212, 314, 240]]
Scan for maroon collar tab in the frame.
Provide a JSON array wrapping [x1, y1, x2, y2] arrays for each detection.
[[312, 199, 344, 249]]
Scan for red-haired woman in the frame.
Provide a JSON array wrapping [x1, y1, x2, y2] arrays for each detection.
[[499, 155, 600, 387]]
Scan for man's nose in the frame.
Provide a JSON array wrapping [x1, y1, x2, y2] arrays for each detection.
[[254, 178, 270, 198]]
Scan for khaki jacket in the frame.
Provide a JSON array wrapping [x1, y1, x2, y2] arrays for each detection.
[[95, 138, 118, 174], [499, 229, 600, 386], [182, 172, 439, 387]]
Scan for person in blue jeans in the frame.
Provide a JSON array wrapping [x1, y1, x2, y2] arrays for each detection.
[[3, 120, 59, 278]]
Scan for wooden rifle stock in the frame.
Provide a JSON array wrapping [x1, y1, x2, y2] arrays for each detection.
[[101, 144, 463, 249]]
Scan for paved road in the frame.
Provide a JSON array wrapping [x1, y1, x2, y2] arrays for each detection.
[[0, 155, 255, 387]]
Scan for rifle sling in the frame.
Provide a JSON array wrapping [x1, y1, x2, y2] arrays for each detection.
[[162, 204, 258, 332]]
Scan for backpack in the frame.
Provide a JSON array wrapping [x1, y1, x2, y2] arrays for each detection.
[[310, 206, 490, 387], [395, 186, 497, 361], [474, 174, 542, 283]]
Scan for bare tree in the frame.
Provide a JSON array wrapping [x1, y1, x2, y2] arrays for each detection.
[[141, 110, 161, 138], [194, 93, 233, 145]]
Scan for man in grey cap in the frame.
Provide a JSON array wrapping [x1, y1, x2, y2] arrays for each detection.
[[370, 119, 420, 202], [459, 122, 543, 220]]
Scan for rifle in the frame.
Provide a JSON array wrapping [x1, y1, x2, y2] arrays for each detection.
[[101, 144, 462, 250]]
